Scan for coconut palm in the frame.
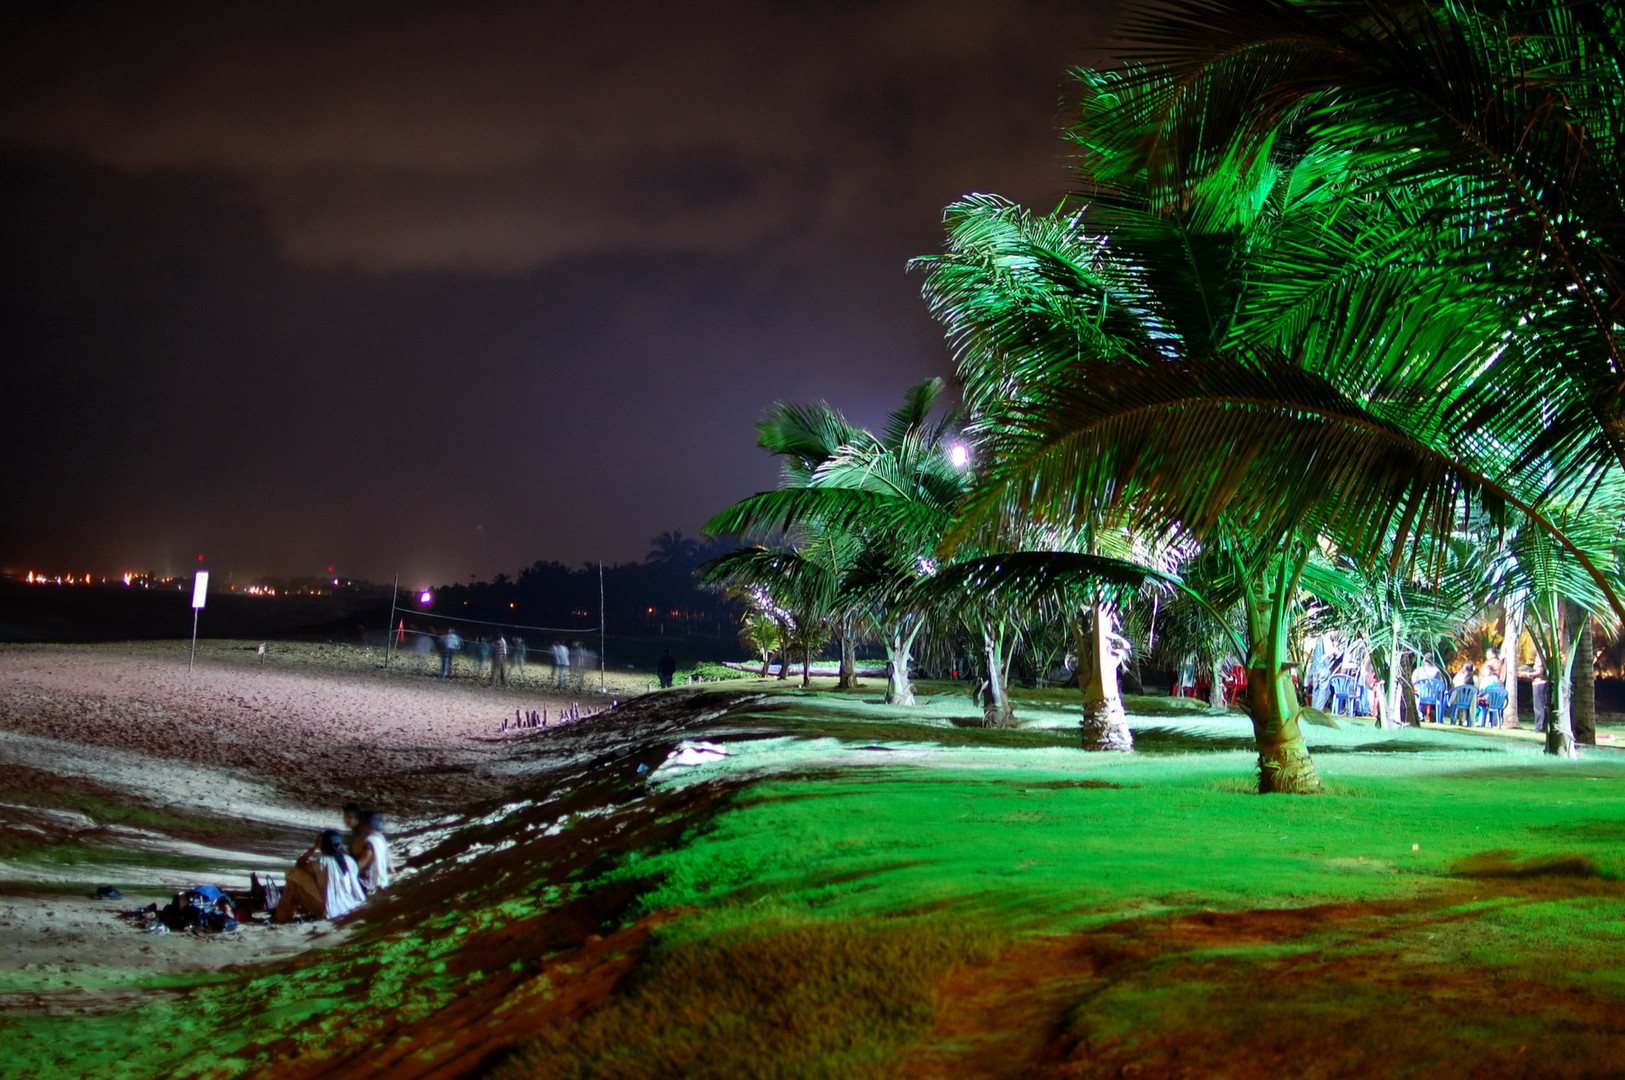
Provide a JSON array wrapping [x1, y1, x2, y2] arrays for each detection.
[[736, 604, 782, 679], [1301, 538, 1488, 728], [915, 57, 1624, 788], [1489, 487, 1625, 757], [1102, 0, 1625, 487], [699, 537, 851, 689], [705, 380, 971, 705]]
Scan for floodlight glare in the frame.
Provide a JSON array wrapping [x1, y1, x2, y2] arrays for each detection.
[[419, 590, 433, 605], [950, 443, 970, 468]]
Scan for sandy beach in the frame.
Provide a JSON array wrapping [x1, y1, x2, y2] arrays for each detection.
[[0, 640, 654, 1014]]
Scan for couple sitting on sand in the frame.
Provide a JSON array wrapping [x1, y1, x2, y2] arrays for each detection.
[[271, 803, 392, 924]]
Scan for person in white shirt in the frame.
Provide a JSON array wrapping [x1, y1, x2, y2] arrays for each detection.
[[273, 829, 366, 923], [353, 810, 392, 894]]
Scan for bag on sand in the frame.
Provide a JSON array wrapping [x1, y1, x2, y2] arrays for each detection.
[[250, 873, 282, 916], [159, 886, 239, 932]]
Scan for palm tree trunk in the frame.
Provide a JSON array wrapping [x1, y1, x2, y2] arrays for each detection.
[[885, 622, 919, 706], [1244, 552, 1322, 794], [759, 650, 772, 679], [1500, 603, 1522, 728], [1381, 611, 1406, 728], [1574, 614, 1595, 745], [1206, 646, 1227, 710], [802, 637, 812, 689], [1073, 606, 1132, 751], [836, 616, 856, 689], [981, 628, 1015, 727], [1546, 601, 1579, 759]]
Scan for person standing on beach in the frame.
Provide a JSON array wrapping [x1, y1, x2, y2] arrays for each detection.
[[552, 641, 570, 688], [657, 649, 677, 688], [440, 628, 462, 679], [491, 634, 509, 687]]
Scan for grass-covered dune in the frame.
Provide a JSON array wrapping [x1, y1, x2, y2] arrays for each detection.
[[8, 682, 1625, 1079]]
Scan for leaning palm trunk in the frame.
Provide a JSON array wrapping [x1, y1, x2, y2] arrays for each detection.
[[1243, 553, 1322, 794], [885, 620, 922, 706], [1072, 605, 1132, 751]]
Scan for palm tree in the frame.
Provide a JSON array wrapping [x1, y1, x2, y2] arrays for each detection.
[[647, 530, 701, 567], [699, 538, 850, 689], [735, 602, 782, 678], [1489, 488, 1625, 757], [706, 380, 971, 704], [1302, 539, 1487, 728], [1102, 0, 1625, 488], [915, 57, 1622, 788]]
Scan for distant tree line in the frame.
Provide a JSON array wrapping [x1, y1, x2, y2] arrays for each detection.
[[427, 530, 741, 638]]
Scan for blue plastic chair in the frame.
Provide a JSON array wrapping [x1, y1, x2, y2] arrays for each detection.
[[1328, 674, 1356, 716], [1444, 683, 1477, 725], [1415, 676, 1448, 723], [1477, 684, 1509, 728]]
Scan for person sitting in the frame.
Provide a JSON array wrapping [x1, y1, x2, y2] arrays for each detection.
[[352, 810, 392, 894], [272, 829, 367, 923], [1361, 660, 1384, 724], [1414, 668, 1449, 723]]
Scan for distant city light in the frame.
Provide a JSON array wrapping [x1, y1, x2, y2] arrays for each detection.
[[419, 590, 433, 605], [949, 443, 970, 468]]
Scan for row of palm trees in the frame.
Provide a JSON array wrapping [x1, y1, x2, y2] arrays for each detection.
[[703, 0, 1625, 793]]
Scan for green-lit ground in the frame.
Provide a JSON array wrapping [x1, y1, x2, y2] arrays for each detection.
[[6, 672, 1625, 1079]]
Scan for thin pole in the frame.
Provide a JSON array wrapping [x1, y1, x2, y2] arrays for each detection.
[[599, 561, 606, 692], [189, 608, 200, 673], [384, 573, 399, 670]]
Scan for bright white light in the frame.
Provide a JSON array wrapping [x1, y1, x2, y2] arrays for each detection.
[[949, 443, 970, 468], [419, 590, 433, 605]]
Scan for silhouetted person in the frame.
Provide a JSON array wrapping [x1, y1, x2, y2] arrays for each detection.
[[657, 649, 677, 688], [1532, 659, 1550, 733], [440, 628, 461, 678], [552, 641, 570, 688], [491, 634, 509, 687]]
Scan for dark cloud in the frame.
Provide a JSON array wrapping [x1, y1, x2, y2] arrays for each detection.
[[2, 0, 1109, 271], [0, 0, 1115, 583]]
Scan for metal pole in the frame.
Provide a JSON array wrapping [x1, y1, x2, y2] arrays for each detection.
[[599, 561, 606, 692], [385, 573, 399, 670], [189, 608, 200, 673]]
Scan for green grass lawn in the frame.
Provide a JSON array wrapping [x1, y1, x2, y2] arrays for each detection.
[[8, 689, 1625, 1079]]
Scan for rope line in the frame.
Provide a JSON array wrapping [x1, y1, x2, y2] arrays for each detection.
[[395, 610, 599, 633]]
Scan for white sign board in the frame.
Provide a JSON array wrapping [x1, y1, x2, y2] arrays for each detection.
[[191, 571, 209, 609]]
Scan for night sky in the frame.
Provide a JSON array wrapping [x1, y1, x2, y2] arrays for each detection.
[[1, 1, 1114, 587]]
